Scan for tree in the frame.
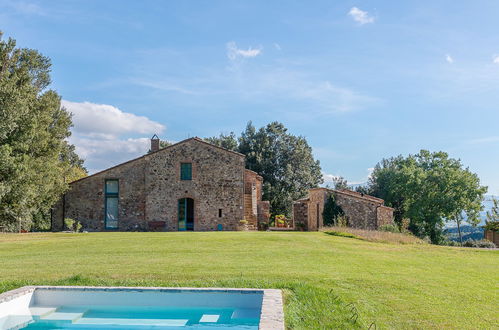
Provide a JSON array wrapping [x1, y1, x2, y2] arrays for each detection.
[[486, 197, 499, 223], [239, 122, 323, 215], [322, 194, 344, 226], [367, 150, 487, 243], [0, 33, 82, 231], [329, 176, 349, 190], [204, 132, 238, 151], [60, 141, 87, 183]]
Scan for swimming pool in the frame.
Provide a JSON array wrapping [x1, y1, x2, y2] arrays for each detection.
[[0, 286, 283, 329]]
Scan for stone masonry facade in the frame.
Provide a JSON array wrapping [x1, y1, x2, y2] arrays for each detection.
[[293, 188, 394, 231], [52, 137, 269, 231]]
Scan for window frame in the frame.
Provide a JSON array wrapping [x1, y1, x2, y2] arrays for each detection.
[[180, 162, 192, 181], [104, 179, 119, 230]]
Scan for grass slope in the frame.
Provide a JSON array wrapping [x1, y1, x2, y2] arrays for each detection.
[[0, 232, 497, 329]]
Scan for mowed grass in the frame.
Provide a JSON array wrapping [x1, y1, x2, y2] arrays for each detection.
[[0, 232, 497, 329]]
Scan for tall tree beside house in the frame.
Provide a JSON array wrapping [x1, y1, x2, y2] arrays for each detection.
[[328, 176, 349, 190], [204, 132, 238, 152], [0, 33, 85, 231], [367, 150, 487, 243], [205, 122, 323, 216], [239, 122, 323, 215]]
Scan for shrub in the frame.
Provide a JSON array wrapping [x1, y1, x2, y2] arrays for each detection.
[[64, 218, 75, 231], [336, 215, 348, 227], [379, 224, 400, 233], [463, 239, 496, 248], [64, 218, 83, 233], [440, 240, 461, 247]]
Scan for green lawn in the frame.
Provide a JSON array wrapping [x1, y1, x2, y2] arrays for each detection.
[[0, 232, 497, 329]]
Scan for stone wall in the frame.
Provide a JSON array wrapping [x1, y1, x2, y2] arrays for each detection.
[[292, 188, 394, 231], [377, 206, 395, 227], [54, 157, 147, 231], [292, 201, 308, 230], [244, 170, 264, 228], [144, 138, 245, 231], [307, 189, 328, 231], [257, 201, 270, 224], [334, 191, 379, 230]]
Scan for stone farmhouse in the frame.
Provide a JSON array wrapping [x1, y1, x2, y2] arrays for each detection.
[[52, 136, 270, 232], [293, 188, 394, 231]]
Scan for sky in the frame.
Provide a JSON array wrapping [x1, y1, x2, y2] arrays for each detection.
[[1, 0, 499, 194]]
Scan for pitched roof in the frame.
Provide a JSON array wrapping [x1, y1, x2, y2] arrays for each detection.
[[308, 187, 386, 205], [70, 137, 244, 184]]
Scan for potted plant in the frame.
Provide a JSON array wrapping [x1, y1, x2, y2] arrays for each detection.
[[275, 215, 286, 228]]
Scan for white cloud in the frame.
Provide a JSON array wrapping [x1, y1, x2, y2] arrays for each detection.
[[446, 54, 454, 63], [62, 100, 165, 138], [62, 100, 165, 174], [348, 7, 375, 25], [493, 55, 499, 64], [226, 41, 262, 61], [322, 172, 342, 185], [274, 43, 281, 51], [69, 136, 149, 161], [323, 168, 374, 187]]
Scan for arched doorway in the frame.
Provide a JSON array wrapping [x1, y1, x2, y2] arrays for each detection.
[[178, 198, 194, 231]]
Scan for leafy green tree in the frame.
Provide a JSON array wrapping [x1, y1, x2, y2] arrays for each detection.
[[367, 150, 487, 243], [204, 132, 238, 151], [322, 194, 344, 226], [486, 197, 499, 223], [0, 33, 82, 231], [367, 155, 408, 226], [239, 122, 323, 215], [328, 176, 349, 190]]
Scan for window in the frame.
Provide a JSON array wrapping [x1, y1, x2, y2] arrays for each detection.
[[105, 179, 119, 229], [219, 209, 223, 218], [180, 163, 192, 180]]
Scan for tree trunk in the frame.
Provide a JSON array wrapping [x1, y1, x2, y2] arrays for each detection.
[[456, 218, 463, 246]]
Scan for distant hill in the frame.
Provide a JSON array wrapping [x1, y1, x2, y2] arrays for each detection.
[[444, 225, 484, 241]]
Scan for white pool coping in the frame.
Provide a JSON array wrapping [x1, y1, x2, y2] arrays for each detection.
[[0, 286, 284, 330]]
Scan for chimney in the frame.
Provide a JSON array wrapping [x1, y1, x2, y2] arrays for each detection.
[[150, 134, 160, 152]]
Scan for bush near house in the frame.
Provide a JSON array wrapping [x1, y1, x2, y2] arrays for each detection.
[[463, 239, 496, 249]]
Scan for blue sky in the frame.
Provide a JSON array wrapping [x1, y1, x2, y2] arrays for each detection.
[[2, 0, 499, 194]]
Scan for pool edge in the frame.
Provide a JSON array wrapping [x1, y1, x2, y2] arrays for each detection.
[[0, 286, 284, 330]]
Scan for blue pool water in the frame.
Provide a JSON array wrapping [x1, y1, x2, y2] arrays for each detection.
[[19, 305, 260, 329], [0, 288, 264, 330]]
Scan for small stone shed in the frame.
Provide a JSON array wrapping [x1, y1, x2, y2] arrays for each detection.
[[293, 188, 394, 231]]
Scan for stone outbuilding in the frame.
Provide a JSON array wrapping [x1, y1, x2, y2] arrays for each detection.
[[293, 188, 394, 231], [52, 137, 270, 232]]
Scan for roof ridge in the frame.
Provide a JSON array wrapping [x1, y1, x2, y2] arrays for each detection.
[[69, 137, 244, 184]]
